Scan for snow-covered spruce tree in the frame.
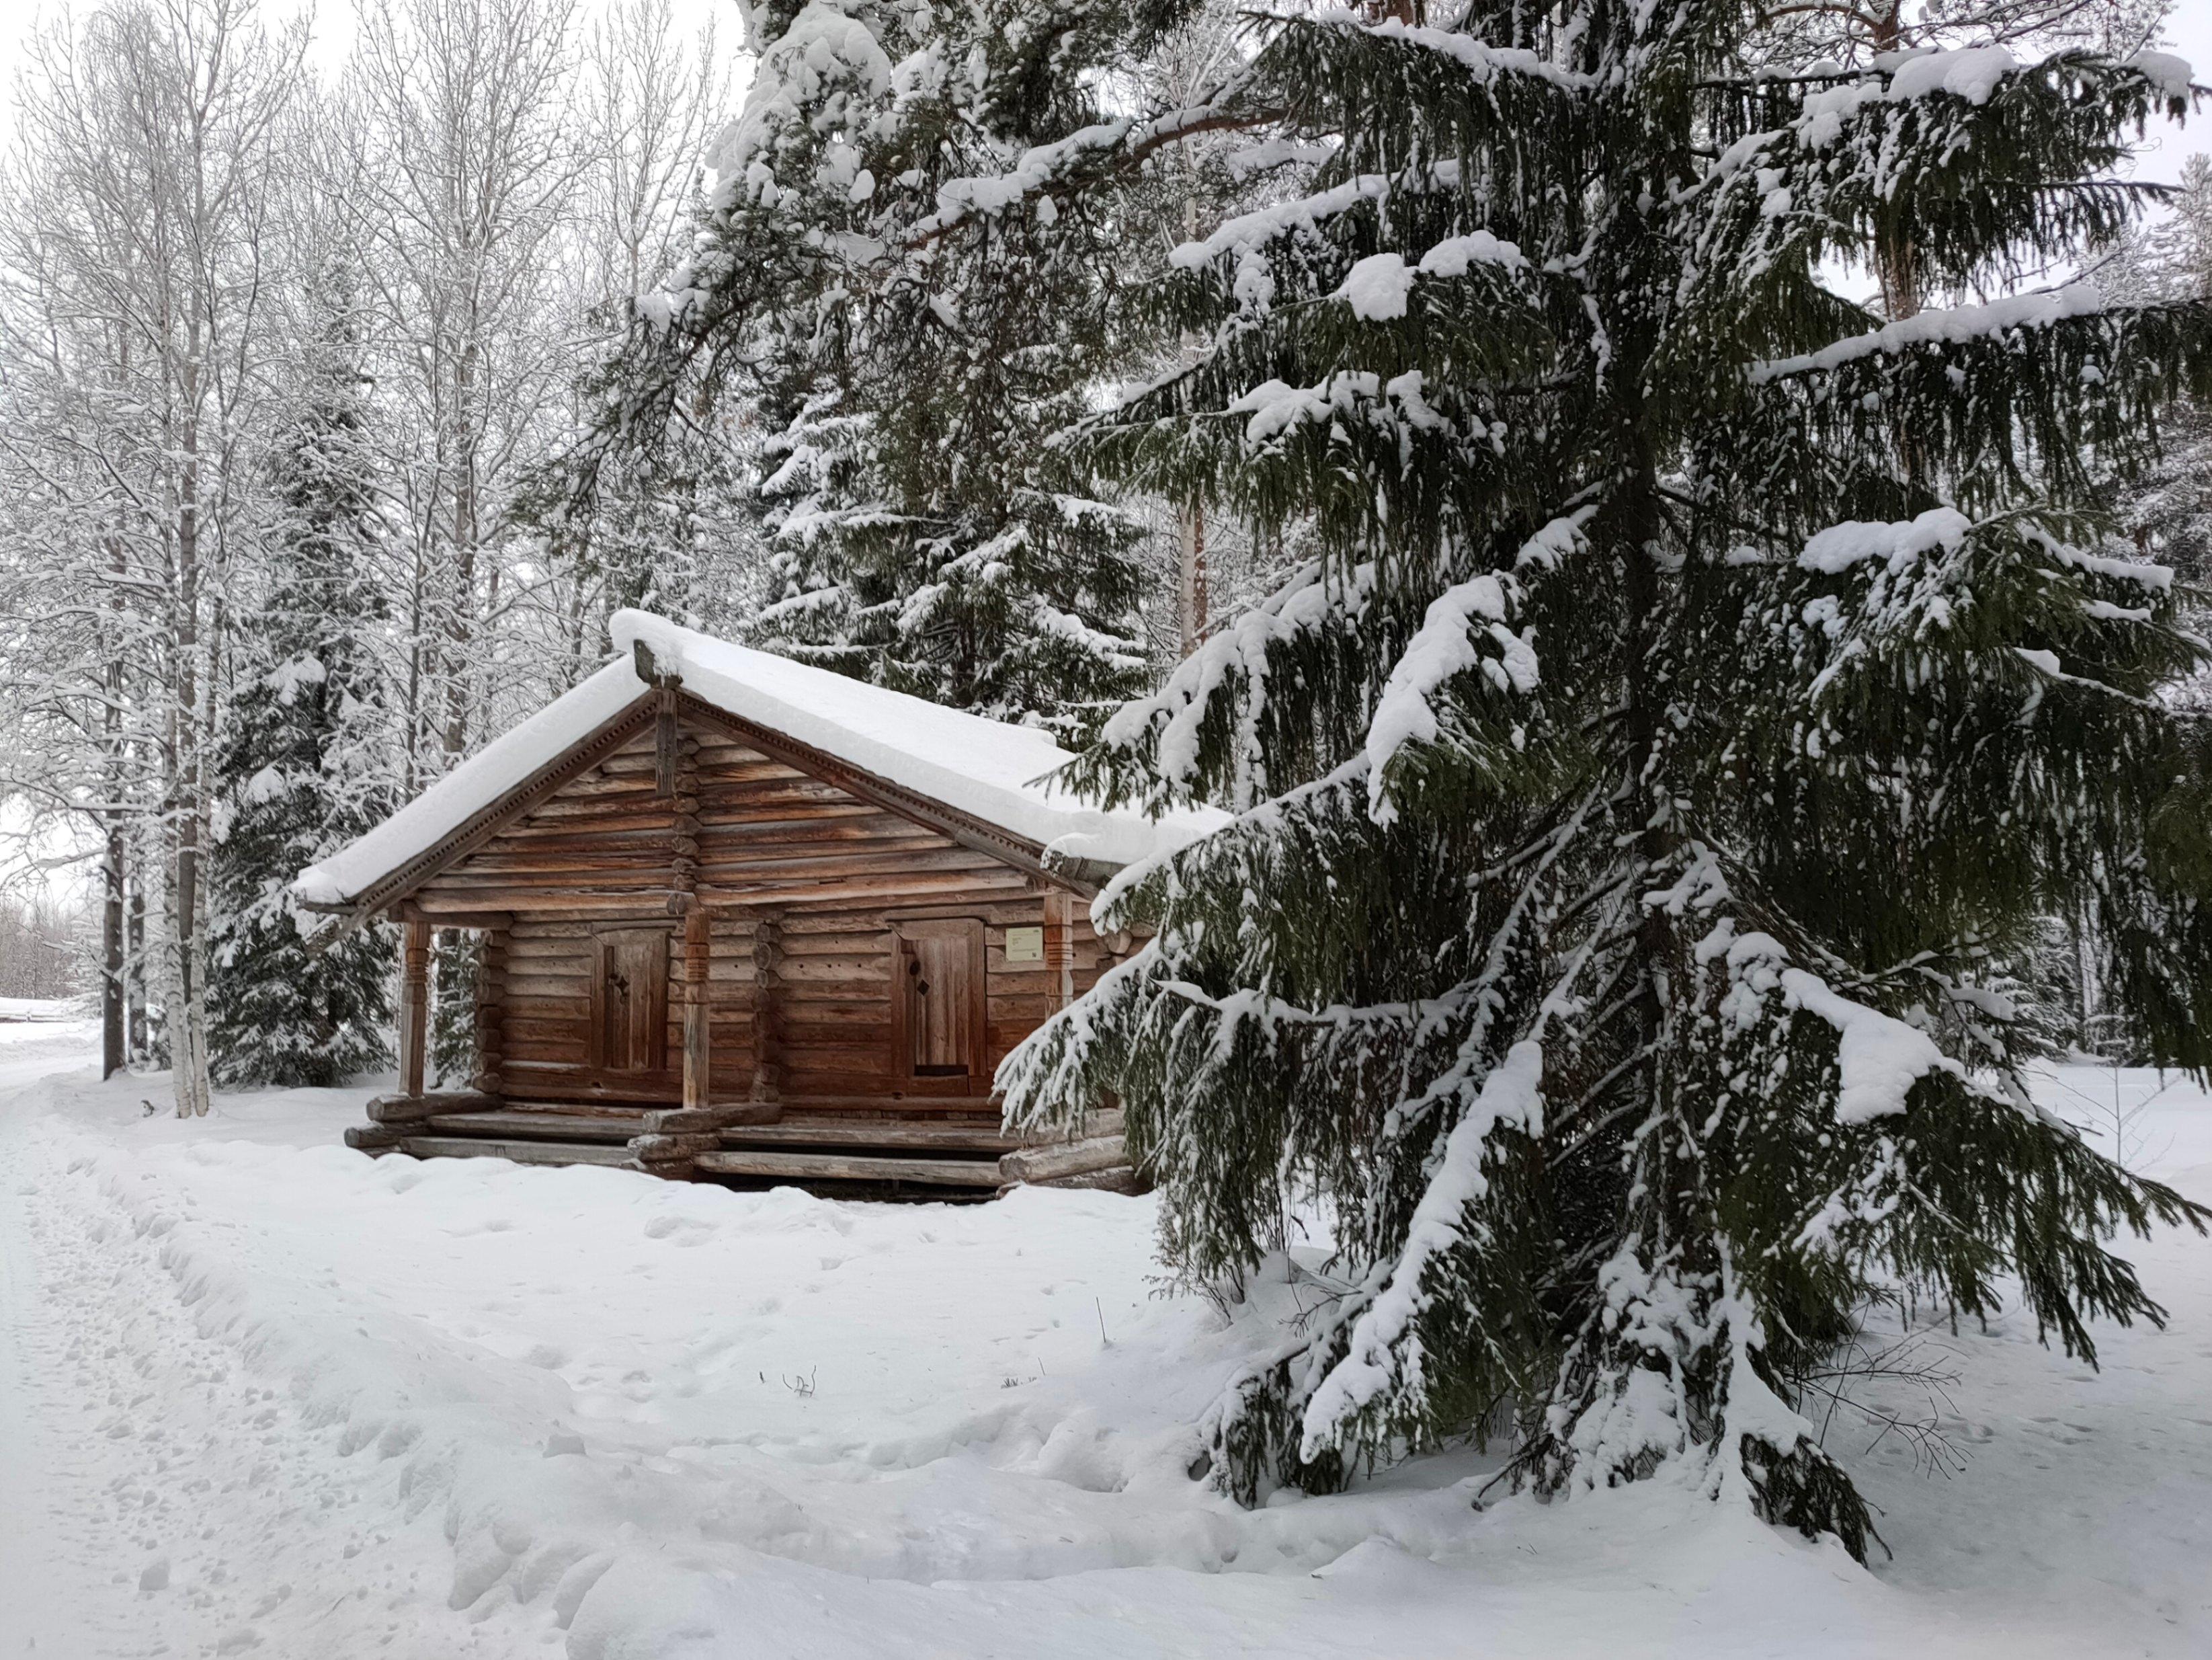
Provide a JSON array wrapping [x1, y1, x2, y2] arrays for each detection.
[[208, 288, 394, 1088], [1001, 10, 2212, 1552], [598, 0, 1182, 733]]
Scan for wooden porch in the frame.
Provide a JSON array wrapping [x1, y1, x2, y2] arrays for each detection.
[[344, 1093, 1135, 1197]]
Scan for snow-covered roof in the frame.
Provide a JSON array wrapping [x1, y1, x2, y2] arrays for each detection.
[[294, 610, 1225, 910]]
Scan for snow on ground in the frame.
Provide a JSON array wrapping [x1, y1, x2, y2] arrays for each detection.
[[1, 1039, 2207, 1658]]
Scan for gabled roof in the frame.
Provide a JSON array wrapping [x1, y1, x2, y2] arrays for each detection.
[[292, 610, 1225, 913]]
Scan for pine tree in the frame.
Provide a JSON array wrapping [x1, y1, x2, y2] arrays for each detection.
[[1003, 9, 2212, 1554], [209, 286, 395, 1088], [595, 0, 1181, 733]]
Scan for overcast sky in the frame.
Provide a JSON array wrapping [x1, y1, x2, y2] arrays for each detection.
[[0, 0, 751, 124], [0, 3, 2203, 198], [2136, 5, 2212, 186]]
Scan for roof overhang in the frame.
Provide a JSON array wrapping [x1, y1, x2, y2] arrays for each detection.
[[300, 683, 1110, 943]]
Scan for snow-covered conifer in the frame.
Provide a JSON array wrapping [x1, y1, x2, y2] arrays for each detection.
[[601, 0, 1177, 732], [1003, 6, 2212, 1554], [209, 284, 395, 1086]]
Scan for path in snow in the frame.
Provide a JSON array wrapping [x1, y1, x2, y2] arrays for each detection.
[[0, 1034, 541, 1659], [1, 1033, 2207, 1659]]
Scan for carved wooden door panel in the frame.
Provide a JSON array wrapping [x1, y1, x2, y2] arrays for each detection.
[[593, 927, 669, 1075], [893, 918, 985, 1080]]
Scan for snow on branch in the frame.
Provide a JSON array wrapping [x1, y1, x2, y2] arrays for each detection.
[[1334, 233, 1529, 321], [1101, 559, 1378, 799], [2121, 50, 2195, 96], [904, 82, 1276, 247], [1781, 967, 1958, 1124], [2021, 522, 2174, 591], [1717, 928, 1961, 1124], [1752, 283, 2104, 382], [1362, 511, 1589, 821], [1297, 1039, 1546, 1458], [1306, 11, 1596, 93], [1879, 44, 2019, 106], [1797, 508, 1971, 574], [1170, 173, 1417, 269], [1706, 1251, 1819, 1505], [1871, 44, 2189, 108], [706, 2, 895, 202]]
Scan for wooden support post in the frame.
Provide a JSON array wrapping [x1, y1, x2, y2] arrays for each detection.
[[1042, 889, 1075, 1013], [399, 914, 432, 1099], [683, 906, 712, 1112], [749, 912, 784, 1112], [474, 924, 507, 1095], [667, 732, 700, 916], [655, 683, 679, 797]]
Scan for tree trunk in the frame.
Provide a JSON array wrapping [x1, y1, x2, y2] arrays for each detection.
[[171, 397, 210, 1119], [441, 342, 481, 761], [1869, 1, 1921, 324], [102, 822, 124, 1080], [127, 873, 148, 1065], [1177, 500, 1209, 659], [101, 520, 128, 1080]]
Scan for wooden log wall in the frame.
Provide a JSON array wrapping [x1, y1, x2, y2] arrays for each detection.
[[474, 924, 508, 1093], [417, 720, 1124, 1109]]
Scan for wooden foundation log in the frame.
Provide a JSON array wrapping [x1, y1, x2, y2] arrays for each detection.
[[999, 1134, 1129, 1185], [427, 1110, 639, 1142], [1014, 1107, 1125, 1146], [345, 1123, 413, 1150], [1018, 1164, 1141, 1195], [628, 1131, 724, 1165], [366, 1089, 497, 1124], [720, 1120, 1019, 1154]]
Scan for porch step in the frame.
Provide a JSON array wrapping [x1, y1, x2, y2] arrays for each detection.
[[784, 1095, 1001, 1115], [693, 1149, 1006, 1187], [718, 1119, 1019, 1155], [425, 1110, 641, 1143], [388, 1136, 640, 1169]]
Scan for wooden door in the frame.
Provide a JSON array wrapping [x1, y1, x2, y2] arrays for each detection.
[[592, 927, 669, 1075], [893, 918, 985, 1080]]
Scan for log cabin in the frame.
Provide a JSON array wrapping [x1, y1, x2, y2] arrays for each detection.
[[293, 610, 1221, 1194]]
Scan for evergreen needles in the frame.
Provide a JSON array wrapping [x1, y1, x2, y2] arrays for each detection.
[[999, 6, 2212, 1554], [208, 294, 395, 1089], [591, 0, 1173, 734]]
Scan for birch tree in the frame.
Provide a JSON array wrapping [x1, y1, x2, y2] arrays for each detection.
[[2, 0, 303, 1115], [524, 0, 748, 679], [345, 0, 589, 787]]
